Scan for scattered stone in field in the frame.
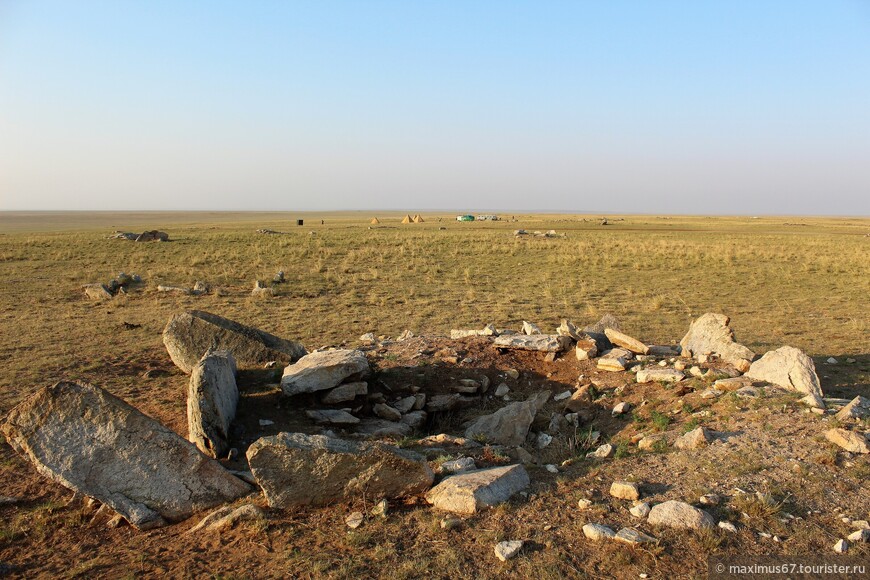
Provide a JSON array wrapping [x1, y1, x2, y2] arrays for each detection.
[[834, 539, 848, 553], [679, 313, 755, 372], [636, 368, 685, 384], [346, 511, 364, 529], [426, 394, 475, 413], [847, 529, 870, 542], [553, 390, 572, 402], [587, 444, 615, 459], [648, 500, 715, 530], [713, 376, 755, 391], [441, 457, 476, 474], [700, 388, 722, 399], [187, 350, 238, 459], [464, 392, 549, 446], [612, 402, 631, 416], [506, 369, 520, 380], [134, 230, 169, 242], [493, 334, 572, 353], [0, 381, 250, 530], [281, 349, 369, 396], [186, 503, 264, 533], [638, 435, 665, 451], [604, 328, 649, 355], [400, 410, 427, 429], [853, 521, 870, 530], [736, 386, 761, 398], [583, 523, 616, 541], [425, 464, 530, 514], [321, 381, 368, 404], [718, 521, 738, 533], [625, 501, 650, 518], [614, 527, 656, 545], [745, 346, 825, 408], [564, 385, 592, 413], [699, 494, 721, 506], [251, 280, 275, 297], [598, 357, 627, 372], [191, 280, 209, 295], [688, 366, 703, 378], [824, 428, 870, 454], [440, 517, 462, 530], [158, 284, 192, 295], [109, 231, 138, 240], [358, 332, 376, 345], [397, 329, 414, 341], [522, 321, 542, 335], [835, 396, 870, 422], [537, 432, 553, 449], [674, 360, 687, 371], [648, 345, 680, 357], [373, 403, 402, 421], [247, 433, 432, 508], [83, 283, 113, 300], [305, 409, 360, 425], [494, 383, 510, 397], [450, 325, 499, 339], [514, 446, 534, 464], [391, 395, 417, 414], [674, 427, 713, 450], [545, 464, 558, 473], [273, 271, 285, 284], [494, 540, 523, 561], [419, 433, 480, 448], [371, 499, 389, 518], [355, 418, 412, 438], [577, 498, 593, 510], [163, 310, 306, 374], [610, 481, 641, 501], [826, 357, 838, 364], [0, 497, 20, 506], [575, 338, 599, 360]]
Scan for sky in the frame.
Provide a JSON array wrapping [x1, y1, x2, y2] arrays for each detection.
[[1, 1, 869, 215]]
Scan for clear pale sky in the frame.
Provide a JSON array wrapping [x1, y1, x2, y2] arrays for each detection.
[[1, 1, 869, 214]]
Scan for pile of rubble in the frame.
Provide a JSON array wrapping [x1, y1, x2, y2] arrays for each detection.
[[1, 308, 867, 547]]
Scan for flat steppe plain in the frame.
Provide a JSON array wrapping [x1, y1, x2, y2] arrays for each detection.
[[0, 212, 867, 578]]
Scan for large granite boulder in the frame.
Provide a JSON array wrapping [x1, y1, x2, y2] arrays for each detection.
[[187, 350, 238, 458], [281, 349, 370, 396], [163, 310, 306, 374], [246, 433, 433, 507], [679, 313, 755, 372], [647, 500, 715, 530], [0, 382, 249, 530], [425, 464, 529, 514], [464, 392, 549, 446], [745, 346, 825, 408]]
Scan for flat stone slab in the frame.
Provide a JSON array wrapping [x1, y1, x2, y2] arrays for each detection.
[[464, 393, 549, 446], [636, 368, 685, 384], [835, 396, 870, 422], [605, 328, 649, 355], [825, 428, 869, 454], [493, 334, 571, 353], [0, 381, 250, 530], [281, 350, 370, 396], [246, 433, 433, 507], [187, 350, 238, 458], [305, 409, 360, 425], [163, 310, 307, 374], [321, 381, 369, 404], [425, 464, 530, 514]]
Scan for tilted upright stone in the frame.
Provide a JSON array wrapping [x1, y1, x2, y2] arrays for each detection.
[[583, 313, 621, 350], [0, 382, 250, 530], [281, 349, 370, 396], [745, 346, 825, 408], [605, 328, 650, 355], [163, 310, 307, 374], [425, 464, 529, 514], [187, 350, 238, 458], [246, 433, 433, 507], [679, 314, 755, 372], [464, 392, 549, 446]]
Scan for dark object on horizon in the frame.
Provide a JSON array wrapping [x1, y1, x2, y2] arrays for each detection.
[[297, 219, 304, 226]]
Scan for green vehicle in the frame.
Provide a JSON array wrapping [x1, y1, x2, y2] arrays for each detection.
[[456, 215, 475, 222]]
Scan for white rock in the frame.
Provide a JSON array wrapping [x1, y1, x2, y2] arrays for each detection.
[[610, 481, 640, 500], [647, 500, 715, 530], [494, 383, 510, 397], [577, 498, 593, 510], [718, 521, 738, 532], [582, 523, 615, 541], [746, 346, 825, 408], [441, 457, 476, 474], [537, 432, 553, 449], [834, 539, 848, 553], [847, 529, 870, 542], [425, 465, 530, 514], [586, 444, 614, 459], [494, 540, 523, 561], [553, 390, 572, 402], [281, 350, 370, 396], [612, 402, 631, 416], [629, 502, 651, 518], [346, 511, 364, 529]]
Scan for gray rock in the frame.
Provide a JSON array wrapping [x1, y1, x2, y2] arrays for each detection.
[[84, 283, 113, 300], [586, 444, 615, 459], [251, 280, 274, 297], [674, 427, 713, 450], [321, 381, 368, 404], [557, 319, 583, 341], [629, 502, 651, 518], [464, 392, 549, 446], [494, 540, 523, 561], [355, 418, 412, 438], [835, 396, 870, 422], [393, 396, 417, 414], [494, 383, 510, 397], [187, 350, 238, 458], [647, 500, 715, 530], [610, 481, 640, 500], [493, 334, 572, 353], [157, 285, 192, 295], [598, 357, 627, 372], [425, 464, 529, 514], [373, 403, 402, 422], [614, 527, 656, 545], [163, 310, 306, 374], [305, 409, 360, 425], [522, 321, 542, 335], [824, 428, 870, 454], [745, 346, 825, 408], [281, 350, 369, 396], [400, 410, 427, 429], [185, 503, 264, 533], [426, 394, 475, 412], [246, 432, 433, 507], [582, 314, 621, 350], [679, 313, 755, 372], [636, 368, 685, 384], [604, 328, 649, 355], [346, 511, 364, 529], [441, 457, 476, 474], [583, 523, 616, 541], [0, 381, 249, 530]]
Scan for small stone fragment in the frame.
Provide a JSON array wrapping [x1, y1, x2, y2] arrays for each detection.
[[346, 511, 364, 529], [582, 523, 616, 541], [610, 481, 640, 500], [494, 540, 523, 562]]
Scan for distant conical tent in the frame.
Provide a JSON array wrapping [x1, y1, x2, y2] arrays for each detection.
[[401, 215, 412, 224], [370, 217, 380, 224], [412, 214, 424, 223]]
